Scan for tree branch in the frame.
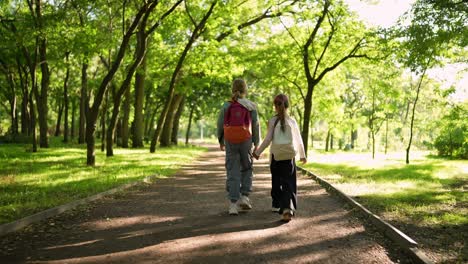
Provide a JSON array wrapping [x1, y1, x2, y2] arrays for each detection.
[[184, 0, 197, 27], [304, 0, 330, 83], [147, 0, 183, 35], [216, 0, 299, 42], [282, 74, 305, 101], [279, 16, 301, 51], [315, 37, 367, 84], [312, 11, 335, 79]]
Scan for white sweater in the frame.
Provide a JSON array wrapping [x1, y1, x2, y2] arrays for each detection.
[[255, 115, 306, 161]]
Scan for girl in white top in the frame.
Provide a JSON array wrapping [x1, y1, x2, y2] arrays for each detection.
[[253, 94, 306, 222]]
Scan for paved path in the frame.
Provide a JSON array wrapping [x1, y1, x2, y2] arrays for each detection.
[[0, 146, 407, 263]]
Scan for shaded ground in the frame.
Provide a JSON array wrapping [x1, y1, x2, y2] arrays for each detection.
[[0, 145, 412, 263]]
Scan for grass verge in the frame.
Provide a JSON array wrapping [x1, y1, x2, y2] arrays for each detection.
[[303, 150, 467, 263], [0, 138, 206, 225]]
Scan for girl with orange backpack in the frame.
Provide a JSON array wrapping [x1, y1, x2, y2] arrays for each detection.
[[217, 79, 260, 215]]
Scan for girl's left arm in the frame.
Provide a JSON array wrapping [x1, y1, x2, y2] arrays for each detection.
[[254, 118, 274, 156]]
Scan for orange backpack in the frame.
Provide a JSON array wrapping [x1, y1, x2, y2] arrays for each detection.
[[223, 101, 252, 144]]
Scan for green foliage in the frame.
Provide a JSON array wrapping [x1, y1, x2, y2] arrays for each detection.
[[396, 0, 467, 71], [434, 103, 468, 159]]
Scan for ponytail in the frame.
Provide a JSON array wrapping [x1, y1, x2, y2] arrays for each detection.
[[274, 94, 289, 132], [232, 90, 241, 101], [231, 79, 247, 102]]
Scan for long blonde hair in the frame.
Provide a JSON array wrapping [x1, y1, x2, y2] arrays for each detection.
[[231, 79, 247, 101]]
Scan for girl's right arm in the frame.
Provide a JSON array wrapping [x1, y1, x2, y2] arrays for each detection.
[[254, 117, 275, 157]]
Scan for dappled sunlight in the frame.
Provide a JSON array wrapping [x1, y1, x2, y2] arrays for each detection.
[[43, 239, 104, 250], [303, 149, 467, 230], [0, 145, 206, 224], [334, 181, 417, 196], [308, 150, 435, 169], [84, 215, 183, 232]]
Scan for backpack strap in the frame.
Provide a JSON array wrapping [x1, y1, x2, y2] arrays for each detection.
[[223, 101, 239, 125]]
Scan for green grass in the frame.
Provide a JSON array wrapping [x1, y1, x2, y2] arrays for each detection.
[[0, 137, 206, 224], [303, 150, 468, 226], [303, 150, 468, 261]]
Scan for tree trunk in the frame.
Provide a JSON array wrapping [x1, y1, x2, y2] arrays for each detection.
[[146, 106, 158, 141], [384, 118, 388, 155], [330, 133, 334, 150], [325, 129, 330, 152], [79, 62, 88, 144], [71, 97, 76, 139], [150, 2, 217, 152], [172, 95, 185, 145], [143, 91, 152, 142], [160, 93, 182, 146], [63, 52, 70, 142], [302, 88, 314, 155], [311, 131, 314, 148], [21, 82, 30, 135], [21, 90, 30, 135], [4, 70, 19, 136], [25, 42, 38, 151], [107, 84, 137, 156], [85, 120, 96, 165], [30, 90, 37, 152], [372, 129, 375, 159], [116, 118, 122, 146], [121, 74, 131, 148], [132, 31, 146, 148], [101, 90, 108, 153], [185, 102, 194, 145], [9, 95, 19, 136], [17, 58, 30, 136], [406, 69, 426, 164], [54, 103, 63, 137], [36, 0, 50, 148]]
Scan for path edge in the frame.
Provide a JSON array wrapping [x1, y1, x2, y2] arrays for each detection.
[[297, 166, 434, 264], [0, 175, 158, 237]]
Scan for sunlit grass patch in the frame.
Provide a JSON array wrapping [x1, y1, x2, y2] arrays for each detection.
[[0, 138, 206, 224], [303, 149, 468, 226]]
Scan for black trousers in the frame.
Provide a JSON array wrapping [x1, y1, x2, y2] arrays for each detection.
[[270, 155, 297, 214]]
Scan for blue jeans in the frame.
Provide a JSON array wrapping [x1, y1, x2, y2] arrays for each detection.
[[225, 140, 253, 202]]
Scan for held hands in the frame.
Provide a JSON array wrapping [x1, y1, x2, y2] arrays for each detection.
[[252, 146, 260, 160], [252, 152, 260, 160], [219, 144, 225, 151]]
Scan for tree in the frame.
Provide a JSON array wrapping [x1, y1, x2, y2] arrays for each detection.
[[106, 0, 183, 157], [278, 0, 371, 155], [395, 0, 467, 163], [150, 1, 217, 152], [85, 1, 156, 165], [434, 103, 468, 159]]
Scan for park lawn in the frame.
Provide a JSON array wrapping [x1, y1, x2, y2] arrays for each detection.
[[302, 149, 467, 262], [0, 138, 206, 225]]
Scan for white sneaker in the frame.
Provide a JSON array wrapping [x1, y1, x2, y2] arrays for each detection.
[[238, 195, 252, 210], [229, 203, 238, 215], [272, 207, 280, 213]]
